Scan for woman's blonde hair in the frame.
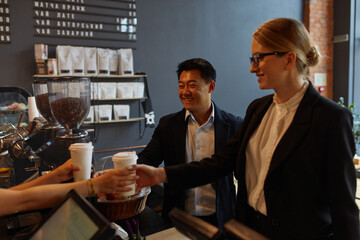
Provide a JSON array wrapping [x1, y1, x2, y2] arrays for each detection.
[[253, 18, 320, 75]]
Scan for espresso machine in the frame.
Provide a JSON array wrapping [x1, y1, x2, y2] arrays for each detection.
[[10, 77, 92, 178], [1, 78, 93, 235]]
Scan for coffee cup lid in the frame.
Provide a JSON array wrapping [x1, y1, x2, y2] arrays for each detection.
[[69, 142, 93, 151], [113, 151, 137, 161]]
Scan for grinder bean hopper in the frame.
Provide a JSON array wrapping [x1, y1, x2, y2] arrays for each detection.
[[47, 77, 91, 139], [32, 80, 64, 138]]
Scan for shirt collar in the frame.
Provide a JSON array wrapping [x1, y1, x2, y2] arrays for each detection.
[[273, 80, 309, 112], [185, 102, 215, 126]]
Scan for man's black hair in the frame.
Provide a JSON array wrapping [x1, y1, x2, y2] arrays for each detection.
[[176, 58, 216, 83]]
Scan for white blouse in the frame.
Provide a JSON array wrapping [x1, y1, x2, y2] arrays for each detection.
[[245, 81, 309, 215]]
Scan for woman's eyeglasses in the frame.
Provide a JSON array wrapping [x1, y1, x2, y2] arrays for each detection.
[[250, 52, 288, 67]]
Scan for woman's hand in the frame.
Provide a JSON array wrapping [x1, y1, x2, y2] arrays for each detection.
[[92, 167, 138, 194], [93, 169, 111, 178], [51, 159, 80, 183]]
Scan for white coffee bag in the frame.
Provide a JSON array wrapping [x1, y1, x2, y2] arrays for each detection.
[[84, 47, 97, 75], [70, 46, 84, 75], [109, 49, 119, 75], [118, 48, 134, 75], [90, 82, 100, 100], [97, 48, 110, 75], [94, 105, 113, 122], [132, 82, 144, 98], [56, 45, 72, 75], [99, 82, 117, 99], [85, 105, 95, 122], [113, 104, 130, 120], [116, 82, 134, 99]]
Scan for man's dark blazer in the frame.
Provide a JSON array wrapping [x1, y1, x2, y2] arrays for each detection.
[[137, 102, 243, 228], [165, 83, 359, 239]]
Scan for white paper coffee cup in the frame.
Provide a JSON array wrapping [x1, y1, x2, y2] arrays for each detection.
[[112, 151, 137, 196], [28, 96, 40, 122], [69, 142, 94, 182]]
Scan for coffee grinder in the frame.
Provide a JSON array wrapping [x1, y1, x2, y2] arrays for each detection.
[[24, 80, 65, 152], [25, 77, 91, 172], [8, 77, 91, 177], [36, 76, 92, 169]]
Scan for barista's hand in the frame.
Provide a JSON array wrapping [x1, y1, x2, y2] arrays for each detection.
[[93, 168, 138, 194], [135, 164, 167, 191], [52, 159, 80, 183], [93, 169, 111, 178]]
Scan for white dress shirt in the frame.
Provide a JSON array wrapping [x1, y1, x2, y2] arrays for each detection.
[[184, 103, 216, 216], [245, 81, 309, 215]]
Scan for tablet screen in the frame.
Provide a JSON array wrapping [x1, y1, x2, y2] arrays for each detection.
[[28, 190, 113, 240], [30, 197, 98, 240]]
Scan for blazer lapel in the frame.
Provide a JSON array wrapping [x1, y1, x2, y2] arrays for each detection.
[[214, 103, 230, 152], [240, 96, 273, 156], [172, 109, 187, 165], [268, 83, 321, 175], [236, 96, 273, 220], [237, 96, 273, 185]]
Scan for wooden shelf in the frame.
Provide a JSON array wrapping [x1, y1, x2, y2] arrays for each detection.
[[33, 74, 146, 78], [83, 117, 144, 124], [91, 97, 146, 101]]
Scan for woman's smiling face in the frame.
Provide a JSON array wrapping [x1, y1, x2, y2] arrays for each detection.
[[250, 39, 288, 91]]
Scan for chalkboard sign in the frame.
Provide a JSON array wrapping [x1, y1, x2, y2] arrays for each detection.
[[33, 0, 137, 43], [0, 0, 10, 44]]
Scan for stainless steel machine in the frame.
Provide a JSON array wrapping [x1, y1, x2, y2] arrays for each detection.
[[4, 77, 92, 184]]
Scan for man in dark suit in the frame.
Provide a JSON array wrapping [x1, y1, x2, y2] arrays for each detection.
[[137, 58, 243, 229]]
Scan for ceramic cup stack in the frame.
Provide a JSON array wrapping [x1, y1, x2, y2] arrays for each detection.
[[69, 142, 94, 181], [112, 151, 137, 196]]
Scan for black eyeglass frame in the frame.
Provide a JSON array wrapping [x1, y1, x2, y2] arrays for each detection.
[[250, 52, 288, 66]]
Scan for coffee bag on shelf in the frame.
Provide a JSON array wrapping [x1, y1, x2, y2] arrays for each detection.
[[118, 48, 134, 75], [109, 49, 119, 75], [113, 104, 130, 120], [90, 82, 100, 100], [85, 105, 95, 122], [56, 45, 72, 75], [70, 46, 85, 75], [99, 82, 117, 99], [84, 47, 97, 75], [97, 48, 110, 75], [94, 105, 113, 122], [132, 82, 144, 98], [116, 82, 134, 99]]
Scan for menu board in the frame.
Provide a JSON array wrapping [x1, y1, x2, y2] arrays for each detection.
[[0, 0, 10, 44], [33, 0, 137, 43]]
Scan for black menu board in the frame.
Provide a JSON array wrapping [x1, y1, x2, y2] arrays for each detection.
[[33, 0, 137, 43], [0, 0, 10, 44]]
